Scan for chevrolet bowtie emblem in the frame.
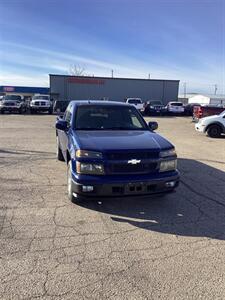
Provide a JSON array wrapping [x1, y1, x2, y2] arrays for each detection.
[[128, 159, 141, 165]]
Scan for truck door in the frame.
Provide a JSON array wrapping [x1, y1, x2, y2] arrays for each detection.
[[58, 104, 73, 159]]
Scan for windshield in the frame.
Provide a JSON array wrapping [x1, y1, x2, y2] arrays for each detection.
[[3, 95, 22, 101], [149, 101, 163, 105], [127, 99, 142, 104], [33, 96, 49, 100], [75, 105, 147, 130]]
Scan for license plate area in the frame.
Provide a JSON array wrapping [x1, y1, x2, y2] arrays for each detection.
[[125, 182, 156, 194]]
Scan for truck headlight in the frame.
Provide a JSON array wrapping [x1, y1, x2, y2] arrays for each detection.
[[76, 150, 103, 159], [76, 161, 104, 175], [160, 159, 177, 172], [76, 162, 104, 175], [160, 148, 176, 158]]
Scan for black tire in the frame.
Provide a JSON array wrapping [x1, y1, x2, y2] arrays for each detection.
[[1, 110, 4, 114], [67, 160, 82, 203], [18, 108, 22, 114], [48, 109, 53, 115], [206, 124, 222, 138], [56, 136, 64, 161]]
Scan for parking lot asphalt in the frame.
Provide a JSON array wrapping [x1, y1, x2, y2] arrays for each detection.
[[0, 114, 225, 300]]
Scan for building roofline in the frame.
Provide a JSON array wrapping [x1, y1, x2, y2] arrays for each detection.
[[0, 85, 49, 89], [49, 74, 180, 82]]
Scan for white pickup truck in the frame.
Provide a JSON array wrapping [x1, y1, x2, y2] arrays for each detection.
[[30, 95, 52, 114], [126, 98, 144, 112], [195, 110, 225, 138]]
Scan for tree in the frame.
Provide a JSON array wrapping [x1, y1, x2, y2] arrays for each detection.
[[68, 64, 87, 76]]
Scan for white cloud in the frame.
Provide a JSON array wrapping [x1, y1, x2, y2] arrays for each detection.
[[0, 72, 49, 87]]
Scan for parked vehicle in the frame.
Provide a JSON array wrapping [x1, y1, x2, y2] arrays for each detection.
[[144, 100, 166, 116], [30, 95, 52, 114], [166, 101, 184, 115], [0, 95, 26, 114], [184, 103, 200, 116], [193, 105, 225, 122], [55, 100, 179, 203], [195, 110, 225, 138], [126, 98, 144, 112], [53, 100, 71, 114]]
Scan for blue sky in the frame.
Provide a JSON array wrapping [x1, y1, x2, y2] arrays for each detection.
[[0, 0, 224, 94]]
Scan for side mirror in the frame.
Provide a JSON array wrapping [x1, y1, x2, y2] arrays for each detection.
[[148, 121, 158, 131], [56, 119, 68, 131]]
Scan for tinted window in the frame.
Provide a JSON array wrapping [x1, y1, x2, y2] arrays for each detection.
[[128, 99, 142, 104], [170, 102, 183, 106], [3, 95, 22, 101], [33, 96, 49, 100], [149, 101, 163, 105], [75, 105, 147, 130], [64, 105, 73, 125]]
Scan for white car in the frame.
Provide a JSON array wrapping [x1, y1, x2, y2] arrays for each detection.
[[126, 98, 144, 112], [30, 95, 52, 114], [166, 101, 184, 114], [195, 110, 225, 138]]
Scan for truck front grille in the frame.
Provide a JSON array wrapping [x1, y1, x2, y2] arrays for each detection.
[[5, 102, 15, 106], [106, 151, 159, 160], [108, 162, 158, 175]]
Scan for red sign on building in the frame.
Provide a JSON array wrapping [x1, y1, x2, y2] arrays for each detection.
[[68, 77, 105, 85], [3, 86, 15, 92]]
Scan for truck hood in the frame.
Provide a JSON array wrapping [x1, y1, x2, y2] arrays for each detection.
[[2, 100, 18, 104], [73, 130, 173, 152], [201, 115, 220, 122], [32, 99, 50, 103]]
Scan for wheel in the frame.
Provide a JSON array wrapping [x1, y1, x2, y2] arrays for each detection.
[[56, 136, 64, 161], [48, 109, 53, 115], [18, 108, 22, 114], [67, 160, 81, 203], [0, 110, 4, 114], [206, 125, 222, 138]]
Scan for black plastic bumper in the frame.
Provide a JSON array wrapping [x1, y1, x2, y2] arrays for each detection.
[[72, 175, 179, 198], [30, 107, 50, 112], [0, 107, 21, 112]]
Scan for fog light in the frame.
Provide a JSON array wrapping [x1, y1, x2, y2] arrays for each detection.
[[165, 181, 176, 188], [82, 185, 94, 192]]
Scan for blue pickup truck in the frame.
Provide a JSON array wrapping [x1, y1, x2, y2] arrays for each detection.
[[56, 101, 179, 203]]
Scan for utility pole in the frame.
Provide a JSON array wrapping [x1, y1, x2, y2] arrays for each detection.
[[148, 73, 151, 79], [111, 70, 114, 78], [183, 82, 187, 98], [214, 84, 218, 95]]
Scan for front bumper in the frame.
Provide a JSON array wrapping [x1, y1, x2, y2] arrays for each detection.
[[71, 172, 180, 198], [0, 106, 21, 111], [195, 123, 205, 132], [30, 106, 51, 111]]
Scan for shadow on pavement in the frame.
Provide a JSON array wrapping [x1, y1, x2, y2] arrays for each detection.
[[79, 158, 225, 240]]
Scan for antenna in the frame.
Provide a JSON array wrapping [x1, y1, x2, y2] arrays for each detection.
[[214, 84, 218, 95]]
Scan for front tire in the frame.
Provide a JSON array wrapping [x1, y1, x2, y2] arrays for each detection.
[[67, 160, 81, 203], [206, 125, 222, 138]]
